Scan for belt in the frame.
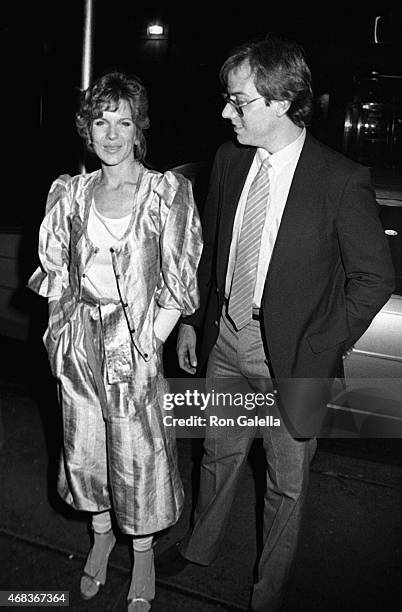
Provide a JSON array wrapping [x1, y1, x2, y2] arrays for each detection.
[[223, 298, 261, 322], [80, 289, 121, 307], [252, 307, 261, 321]]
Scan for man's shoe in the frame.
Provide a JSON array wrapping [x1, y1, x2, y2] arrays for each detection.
[[155, 542, 191, 577]]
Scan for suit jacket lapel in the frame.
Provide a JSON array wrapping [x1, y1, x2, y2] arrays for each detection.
[[263, 134, 327, 296], [216, 146, 256, 287]]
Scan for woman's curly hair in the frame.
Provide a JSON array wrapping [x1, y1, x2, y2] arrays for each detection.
[[76, 72, 150, 160]]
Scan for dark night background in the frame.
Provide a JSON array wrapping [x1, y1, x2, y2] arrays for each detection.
[[0, 8, 401, 607], [2, 1, 401, 230]]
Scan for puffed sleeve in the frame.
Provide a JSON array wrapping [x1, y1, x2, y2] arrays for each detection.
[[155, 171, 203, 315], [27, 174, 72, 297]]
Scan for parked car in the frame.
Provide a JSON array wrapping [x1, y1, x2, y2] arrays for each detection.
[[171, 162, 402, 438], [329, 168, 402, 437]]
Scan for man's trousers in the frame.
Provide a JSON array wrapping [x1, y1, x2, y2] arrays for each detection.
[[180, 309, 316, 611]]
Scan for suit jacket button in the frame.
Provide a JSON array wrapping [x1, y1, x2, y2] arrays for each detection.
[[214, 319, 219, 326], [144, 353, 148, 358]]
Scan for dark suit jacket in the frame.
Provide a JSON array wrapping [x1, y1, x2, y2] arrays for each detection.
[[185, 133, 395, 435]]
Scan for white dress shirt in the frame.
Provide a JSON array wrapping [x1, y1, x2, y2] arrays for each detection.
[[225, 128, 306, 307]]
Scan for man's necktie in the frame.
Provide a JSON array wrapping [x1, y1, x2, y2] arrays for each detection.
[[228, 157, 271, 330]]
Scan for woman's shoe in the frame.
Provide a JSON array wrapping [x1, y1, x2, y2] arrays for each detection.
[[127, 598, 151, 612], [80, 528, 116, 600], [127, 548, 155, 611]]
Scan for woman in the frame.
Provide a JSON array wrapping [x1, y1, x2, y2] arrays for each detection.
[[28, 72, 203, 611]]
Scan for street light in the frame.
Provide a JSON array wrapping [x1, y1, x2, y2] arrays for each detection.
[[146, 22, 167, 39], [148, 24, 164, 36]]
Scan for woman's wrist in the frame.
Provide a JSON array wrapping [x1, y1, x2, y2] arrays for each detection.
[[154, 334, 164, 350], [48, 298, 58, 318], [153, 307, 181, 344]]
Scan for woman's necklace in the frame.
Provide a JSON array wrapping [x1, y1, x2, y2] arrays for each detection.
[[95, 164, 141, 218], [92, 202, 131, 241]]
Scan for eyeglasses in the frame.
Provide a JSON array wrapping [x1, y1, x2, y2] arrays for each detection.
[[222, 93, 265, 117]]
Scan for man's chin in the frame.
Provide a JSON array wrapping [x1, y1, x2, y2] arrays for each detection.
[[234, 131, 246, 145], [233, 129, 253, 147]]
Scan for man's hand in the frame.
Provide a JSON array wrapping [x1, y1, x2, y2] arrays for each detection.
[[177, 324, 197, 374]]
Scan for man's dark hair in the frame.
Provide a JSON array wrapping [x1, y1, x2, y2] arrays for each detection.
[[220, 34, 314, 127]]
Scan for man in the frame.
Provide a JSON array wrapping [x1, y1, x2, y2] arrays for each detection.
[[159, 35, 394, 611]]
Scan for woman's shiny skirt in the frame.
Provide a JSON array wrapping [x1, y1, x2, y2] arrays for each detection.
[[46, 300, 184, 535]]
